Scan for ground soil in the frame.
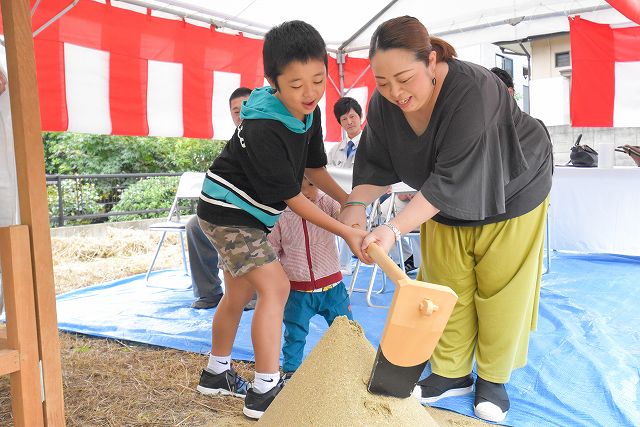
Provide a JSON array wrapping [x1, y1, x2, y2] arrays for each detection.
[[0, 227, 487, 426]]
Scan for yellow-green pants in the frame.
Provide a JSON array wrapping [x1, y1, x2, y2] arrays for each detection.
[[417, 199, 548, 383]]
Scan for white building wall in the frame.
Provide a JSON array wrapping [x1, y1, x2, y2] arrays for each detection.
[[455, 43, 529, 111], [530, 77, 571, 126], [529, 35, 572, 126]]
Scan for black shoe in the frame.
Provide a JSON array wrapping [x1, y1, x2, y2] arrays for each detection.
[[474, 377, 509, 422], [243, 379, 284, 419], [191, 293, 223, 309], [282, 372, 294, 385], [403, 255, 417, 273], [196, 368, 249, 398], [412, 373, 474, 404]]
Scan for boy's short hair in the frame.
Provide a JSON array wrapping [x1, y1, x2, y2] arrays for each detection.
[[263, 20, 328, 90], [333, 97, 363, 123], [229, 87, 252, 104], [490, 67, 514, 89]]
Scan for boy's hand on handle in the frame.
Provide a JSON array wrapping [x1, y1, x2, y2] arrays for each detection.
[[342, 226, 368, 261], [338, 204, 367, 231], [361, 225, 396, 265]]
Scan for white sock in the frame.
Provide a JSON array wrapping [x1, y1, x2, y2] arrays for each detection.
[[252, 371, 280, 393], [207, 354, 231, 374]]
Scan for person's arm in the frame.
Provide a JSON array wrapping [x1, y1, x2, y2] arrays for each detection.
[[285, 192, 367, 259], [337, 183, 389, 231], [305, 167, 348, 206], [266, 218, 283, 257], [360, 192, 440, 263]]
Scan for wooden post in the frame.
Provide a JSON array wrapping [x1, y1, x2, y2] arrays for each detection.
[[0, 226, 45, 426], [0, 0, 66, 425]]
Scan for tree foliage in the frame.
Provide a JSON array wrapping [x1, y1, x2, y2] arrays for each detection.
[[43, 132, 226, 175], [109, 176, 181, 222], [43, 132, 226, 225]]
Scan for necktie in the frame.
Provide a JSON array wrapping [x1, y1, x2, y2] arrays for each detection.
[[346, 140, 355, 159]]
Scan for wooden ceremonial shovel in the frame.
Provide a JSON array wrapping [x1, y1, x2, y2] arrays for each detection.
[[365, 242, 458, 398]]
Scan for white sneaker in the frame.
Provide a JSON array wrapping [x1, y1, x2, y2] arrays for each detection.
[[473, 377, 509, 423], [474, 401, 508, 422]]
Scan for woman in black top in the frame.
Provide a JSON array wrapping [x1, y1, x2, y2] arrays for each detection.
[[340, 16, 552, 423]]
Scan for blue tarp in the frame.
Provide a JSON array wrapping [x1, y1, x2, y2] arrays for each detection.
[[56, 253, 640, 426]]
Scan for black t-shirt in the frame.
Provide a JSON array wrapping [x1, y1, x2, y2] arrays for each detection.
[[197, 106, 327, 231], [353, 59, 552, 227]]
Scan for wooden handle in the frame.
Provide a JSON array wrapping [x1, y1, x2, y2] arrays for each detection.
[[366, 242, 410, 285]]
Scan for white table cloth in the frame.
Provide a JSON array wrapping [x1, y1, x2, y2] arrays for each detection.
[[328, 165, 640, 256], [550, 166, 640, 256]]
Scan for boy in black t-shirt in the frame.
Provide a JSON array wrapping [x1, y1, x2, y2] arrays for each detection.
[[194, 20, 366, 420]]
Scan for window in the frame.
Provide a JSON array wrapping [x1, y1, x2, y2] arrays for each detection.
[[495, 54, 514, 78], [555, 51, 571, 68]]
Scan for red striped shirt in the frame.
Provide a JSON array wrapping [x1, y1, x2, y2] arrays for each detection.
[[268, 193, 343, 291]]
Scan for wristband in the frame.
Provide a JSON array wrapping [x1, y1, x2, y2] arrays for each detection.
[[343, 201, 367, 209]]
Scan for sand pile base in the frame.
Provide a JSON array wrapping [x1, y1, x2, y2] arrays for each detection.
[[257, 316, 438, 426]]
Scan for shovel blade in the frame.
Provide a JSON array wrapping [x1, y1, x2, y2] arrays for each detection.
[[367, 346, 427, 398]]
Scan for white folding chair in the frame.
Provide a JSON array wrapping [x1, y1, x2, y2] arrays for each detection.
[[349, 182, 419, 308], [144, 172, 206, 283], [348, 197, 388, 302]]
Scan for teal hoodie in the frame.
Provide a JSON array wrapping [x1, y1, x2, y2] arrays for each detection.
[[240, 86, 313, 134]]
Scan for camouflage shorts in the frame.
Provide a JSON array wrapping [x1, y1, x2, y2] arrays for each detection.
[[197, 219, 277, 278]]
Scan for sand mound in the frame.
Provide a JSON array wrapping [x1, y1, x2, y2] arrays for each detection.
[[258, 317, 438, 426]]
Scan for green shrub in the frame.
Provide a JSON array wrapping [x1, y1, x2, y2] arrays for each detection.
[[43, 132, 226, 175], [109, 176, 181, 222], [43, 132, 225, 225], [47, 180, 102, 226], [172, 138, 227, 172]]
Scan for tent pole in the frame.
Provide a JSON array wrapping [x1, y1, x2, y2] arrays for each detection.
[[115, 0, 269, 37], [435, 4, 612, 38], [327, 74, 341, 97], [345, 63, 371, 95], [338, 50, 345, 96], [343, 4, 614, 54], [32, 0, 79, 38], [519, 42, 532, 114], [338, 0, 399, 51], [135, 0, 271, 30], [0, 0, 66, 424], [31, 0, 42, 16], [337, 49, 346, 142]]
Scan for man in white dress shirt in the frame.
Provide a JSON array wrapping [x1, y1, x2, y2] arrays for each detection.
[[327, 97, 362, 169], [327, 97, 363, 274], [328, 96, 417, 274]]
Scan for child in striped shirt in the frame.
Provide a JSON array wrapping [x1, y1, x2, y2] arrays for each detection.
[[268, 177, 353, 379]]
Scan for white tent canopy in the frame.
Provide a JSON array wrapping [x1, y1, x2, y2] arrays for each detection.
[[111, 0, 630, 52]]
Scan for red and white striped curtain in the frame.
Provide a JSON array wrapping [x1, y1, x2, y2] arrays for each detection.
[[0, 0, 378, 141], [570, 16, 640, 127]]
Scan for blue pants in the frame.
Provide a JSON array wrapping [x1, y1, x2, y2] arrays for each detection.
[[282, 283, 353, 373]]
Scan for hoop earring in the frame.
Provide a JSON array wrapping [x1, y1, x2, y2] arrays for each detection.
[[432, 77, 436, 86]]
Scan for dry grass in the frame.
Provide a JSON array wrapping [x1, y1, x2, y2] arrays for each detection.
[[1, 335, 255, 427], [0, 226, 484, 426], [1, 226, 255, 426], [51, 228, 184, 294]]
